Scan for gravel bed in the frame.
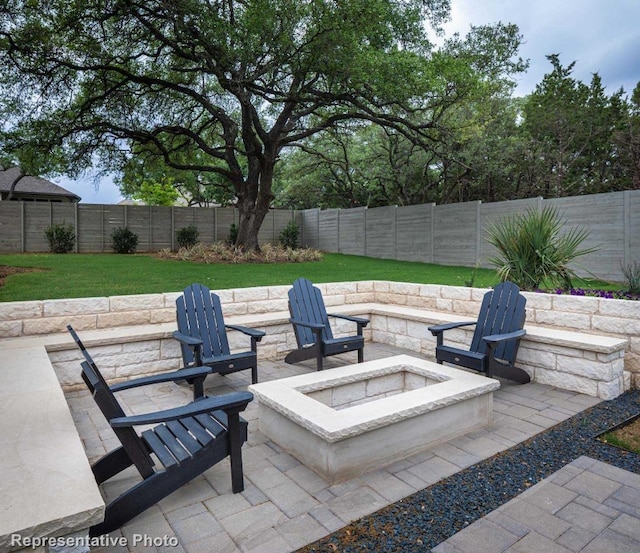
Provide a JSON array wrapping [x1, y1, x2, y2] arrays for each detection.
[[298, 390, 640, 553]]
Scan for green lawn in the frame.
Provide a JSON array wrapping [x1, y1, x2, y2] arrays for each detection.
[[0, 252, 615, 302]]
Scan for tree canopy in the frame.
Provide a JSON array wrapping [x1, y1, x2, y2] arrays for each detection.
[[275, 55, 639, 209], [0, 0, 466, 248]]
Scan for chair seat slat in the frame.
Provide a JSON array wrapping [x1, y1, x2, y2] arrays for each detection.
[[195, 413, 226, 438], [153, 424, 191, 463], [166, 420, 203, 456], [180, 417, 214, 446], [142, 429, 179, 469]]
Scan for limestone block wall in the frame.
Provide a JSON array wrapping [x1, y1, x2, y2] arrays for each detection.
[[1, 280, 639, 393], [369, 281, 640, 389], [369, 307, 627, 400], [0, 281, 375, 338]]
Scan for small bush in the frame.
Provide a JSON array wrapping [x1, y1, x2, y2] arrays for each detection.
[[622, 261, 640, 295], [111, 227, 139, 254], [44, 222, 76, 253], [176, 225, 199, 249], [279, 221, 299, 250], [228, 223, 239, 246], [486, 206, 598, 291]]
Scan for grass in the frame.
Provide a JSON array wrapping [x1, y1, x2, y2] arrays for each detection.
[[599, 416, 640, 455], [0, 252, 618, 302]]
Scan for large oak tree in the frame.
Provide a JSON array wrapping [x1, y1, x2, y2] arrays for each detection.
[[0, 0, 458, 249]]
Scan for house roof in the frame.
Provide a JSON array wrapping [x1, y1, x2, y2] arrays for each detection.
[[0, 167, 81, 201]]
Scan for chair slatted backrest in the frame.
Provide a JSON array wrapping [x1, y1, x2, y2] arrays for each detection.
[[469, 281, 526, 363], [67, 326, 155, 478], [176, 283, 231, 365], [288, 278, 334, 347]]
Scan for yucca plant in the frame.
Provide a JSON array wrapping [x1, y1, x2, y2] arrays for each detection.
[[485, 206, 598, 291], [621, 261, 640, 295]]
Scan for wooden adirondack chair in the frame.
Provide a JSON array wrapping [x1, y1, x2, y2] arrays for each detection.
[[173, 283, 265, 384], [428, 281, 530, 384], [285, 278, 369, 371], [67, 325, 253, 536]]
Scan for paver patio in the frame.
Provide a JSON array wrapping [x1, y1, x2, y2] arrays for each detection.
[[65, 343, 603, 553]]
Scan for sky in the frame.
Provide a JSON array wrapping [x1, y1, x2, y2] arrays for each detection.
[[59, 0, 640, 205]]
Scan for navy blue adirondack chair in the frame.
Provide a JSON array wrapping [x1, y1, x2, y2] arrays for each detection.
[[173, 283, 265, 385], [67, 325, 252, 536], [285, 278, 369, 371], [428, 281, 529, 383]]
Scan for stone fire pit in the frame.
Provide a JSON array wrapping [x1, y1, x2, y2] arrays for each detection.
[[249, 355, 499, 482]]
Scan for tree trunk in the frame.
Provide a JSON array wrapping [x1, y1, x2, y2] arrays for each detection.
[[234, 163, 275, 251]]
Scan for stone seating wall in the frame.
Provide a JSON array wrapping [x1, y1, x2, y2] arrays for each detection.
[[0, 280, 636, 552], [0, 281, 637, 398]]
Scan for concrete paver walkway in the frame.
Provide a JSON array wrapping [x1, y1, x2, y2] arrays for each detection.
[[65, 344, 606, 553], [433, 456, 640, 553]]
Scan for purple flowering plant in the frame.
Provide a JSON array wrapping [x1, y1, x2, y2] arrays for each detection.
[[535, 288, 640, 301]]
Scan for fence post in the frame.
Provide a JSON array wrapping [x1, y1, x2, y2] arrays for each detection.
[[363, 207, 367, 257], [337, 209, 341, 253], [101, 205, 104, 252], [624, 189, 630, 269], [171, 207, 175, 251], [429, 203, 435, 263], [21, 201, 25, 253], [74, 202, 79, 253], [393, 206, 398, 261], [475, 200, 482, 266]]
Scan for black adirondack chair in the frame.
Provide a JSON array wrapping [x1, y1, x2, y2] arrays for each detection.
[[285, 278, 369, 371], [173, 283, 265, 385], [428, 281, 530, 384], [67, 325, 253, 536]]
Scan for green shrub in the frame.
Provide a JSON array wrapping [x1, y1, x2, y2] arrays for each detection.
[[486, 206, 598, 291], [621, 261, 640, 294], [111, 227, 139, 254], [227, 223, 239, 246], [44, 222, 76, 253], [176, 225, 199, 249], [279, 221, 299, 250]]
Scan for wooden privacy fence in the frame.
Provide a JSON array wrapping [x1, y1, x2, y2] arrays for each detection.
[[0, 203, 298, 253], [300, 191, 640, 283]]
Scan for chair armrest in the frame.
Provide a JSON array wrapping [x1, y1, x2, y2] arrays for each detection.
[[109, 366, 211, 393], [225, 324, 266, 340], [327, 313, 370, 327], [428, 321, 477, 336], [289, 318, 325, 331], [110, 391, 254, 428], [172, 330, 203, 347], [483, 329, 526, 344]]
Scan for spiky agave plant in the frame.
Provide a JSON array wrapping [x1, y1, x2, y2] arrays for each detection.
[[485, 206, 598, 291]]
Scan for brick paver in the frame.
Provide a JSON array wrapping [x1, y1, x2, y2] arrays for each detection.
[[433, 457, 640, 553], [66, 344, 616, 553]]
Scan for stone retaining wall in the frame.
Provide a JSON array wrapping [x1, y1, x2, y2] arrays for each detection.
[[1, 281, 638, 389]]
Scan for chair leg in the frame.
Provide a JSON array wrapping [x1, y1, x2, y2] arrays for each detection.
[[227, 413, 245, 493], [91, 446, 134, 485], [316, 349, 323, 371], [251, 366, 258, 384], [357, 347, 364, 364]]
